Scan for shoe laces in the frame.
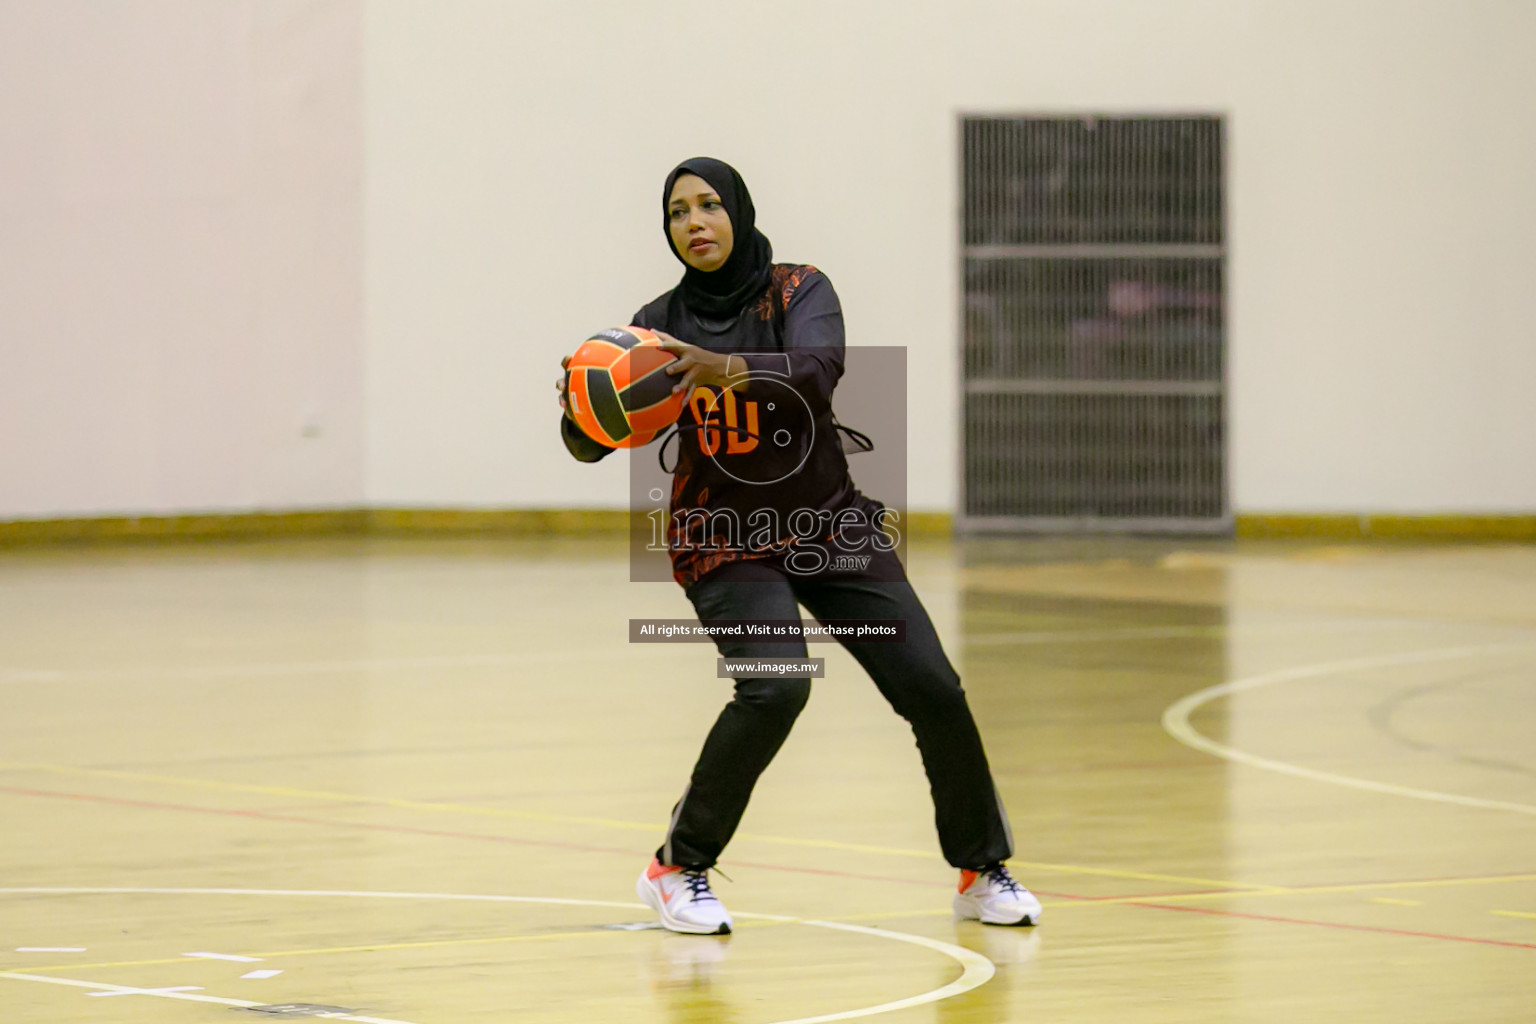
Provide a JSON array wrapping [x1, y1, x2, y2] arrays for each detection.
[[985, 864, 1023, 896], [681, 868, 720, 904]]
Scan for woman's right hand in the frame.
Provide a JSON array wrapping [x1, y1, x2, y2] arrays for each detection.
[[555, 356, 572, 419]]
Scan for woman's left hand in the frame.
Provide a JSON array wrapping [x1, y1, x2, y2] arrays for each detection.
[[656, 332, 744, 396]]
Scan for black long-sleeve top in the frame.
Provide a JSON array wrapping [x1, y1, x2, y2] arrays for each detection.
[[560, 264, 883, 587]]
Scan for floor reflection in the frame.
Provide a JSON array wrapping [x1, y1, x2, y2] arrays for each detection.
[[938, 922, 1041, 1023], [645, 933, 738, 1024]]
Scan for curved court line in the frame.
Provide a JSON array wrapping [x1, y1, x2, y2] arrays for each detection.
[[766, 920, 994, 1024], [1163, 644, 1536, 817], [0, 888, 994, 1024]]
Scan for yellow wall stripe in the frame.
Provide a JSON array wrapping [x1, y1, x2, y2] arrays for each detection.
[[1235, 514, 1536, 541], [0, 508, 957, 545], [4, 510, 1533, 546]]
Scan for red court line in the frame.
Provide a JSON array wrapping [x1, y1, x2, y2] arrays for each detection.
[[1129, 900, 1536, 951], [0, 785, 959, 892]]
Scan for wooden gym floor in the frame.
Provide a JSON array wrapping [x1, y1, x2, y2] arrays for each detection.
[[1, 534, 1532, 1023]]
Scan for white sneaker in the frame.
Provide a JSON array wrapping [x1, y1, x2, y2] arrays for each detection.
[[637, 857, 734, 935], [953, 864, 1043, 926]]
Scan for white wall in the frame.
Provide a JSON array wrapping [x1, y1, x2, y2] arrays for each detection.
[[4, 0, 1533, 519], [0, 0, 363, 518], [364, 0, 1536, 514], [363, 0, 959, 510], [1214, 1, 1536, 512]]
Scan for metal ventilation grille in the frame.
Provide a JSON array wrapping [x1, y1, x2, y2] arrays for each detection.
[[961, 116, 1226, 531]]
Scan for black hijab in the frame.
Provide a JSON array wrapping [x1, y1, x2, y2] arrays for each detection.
[[663, 157, 774, 319]]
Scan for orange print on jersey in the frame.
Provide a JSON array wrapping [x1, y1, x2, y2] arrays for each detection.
[[688, 387, 721, 456], [724, 392, 758, 454], [690, 387, 759, 457], [754, 264, 818, 321]]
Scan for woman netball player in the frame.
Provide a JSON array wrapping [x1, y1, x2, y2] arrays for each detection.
[[557, 157, 1040, 934]]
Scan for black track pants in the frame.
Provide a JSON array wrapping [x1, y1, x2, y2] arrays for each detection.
[[658, 553, 1014, 871]]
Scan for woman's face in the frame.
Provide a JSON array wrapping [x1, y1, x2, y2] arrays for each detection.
[[667, 174, 734, 272]]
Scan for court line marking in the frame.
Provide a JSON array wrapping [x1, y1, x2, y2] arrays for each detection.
[[0, 972, 414, 1023], [0, 626, 1204, 682], [1254, 873, 1536, 898], [0, 762, 1269, 894], [0, 647, 681, 685], [34, 866, 1510, 963], [0, 784, 962, 892], [0, 763, 666, 833], [86, 983, 201, 997], [0, 888, 993, 1024], [1493, 910, 1536, 920], [10, 925, 747, 974], [1132, 901, 1536, 951], [2, 624, 1456, 902], [26, 870, 1532, 972], [1162, 644, 1536, 816], [0, 617, 1435, 687], [769, 920, 993, 1024], [833, 871, 1536, 921], [184, 950, 261, 962], [962, 618, 1421, 647]]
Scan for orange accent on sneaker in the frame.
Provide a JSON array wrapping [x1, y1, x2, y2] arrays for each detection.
[[959, 869, 980, 894], [647, 859, 678, 902]]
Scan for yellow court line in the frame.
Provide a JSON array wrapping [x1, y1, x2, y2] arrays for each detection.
[[31, 878, 1514, 965], [2, 956, 203, 975], [830, 896, 1262, 924], [251, 919, 790, 960], [7, 757, 1526, 899], [735, 833, 1278, 892], [834, 871, 1536, 922], [0, 760, 661, 835], [9, 879, 1530, 975], [1253, 873, 1536, 898], [0, 759, 1269, 894], [1071, 872, 1536, 907], [1007, 860, 1283, 892], [827, 895, 1241, 924], [10, 922, 784, 976]]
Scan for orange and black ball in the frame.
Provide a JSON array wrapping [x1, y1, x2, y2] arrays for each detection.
[[564, 327, 685, 448]]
